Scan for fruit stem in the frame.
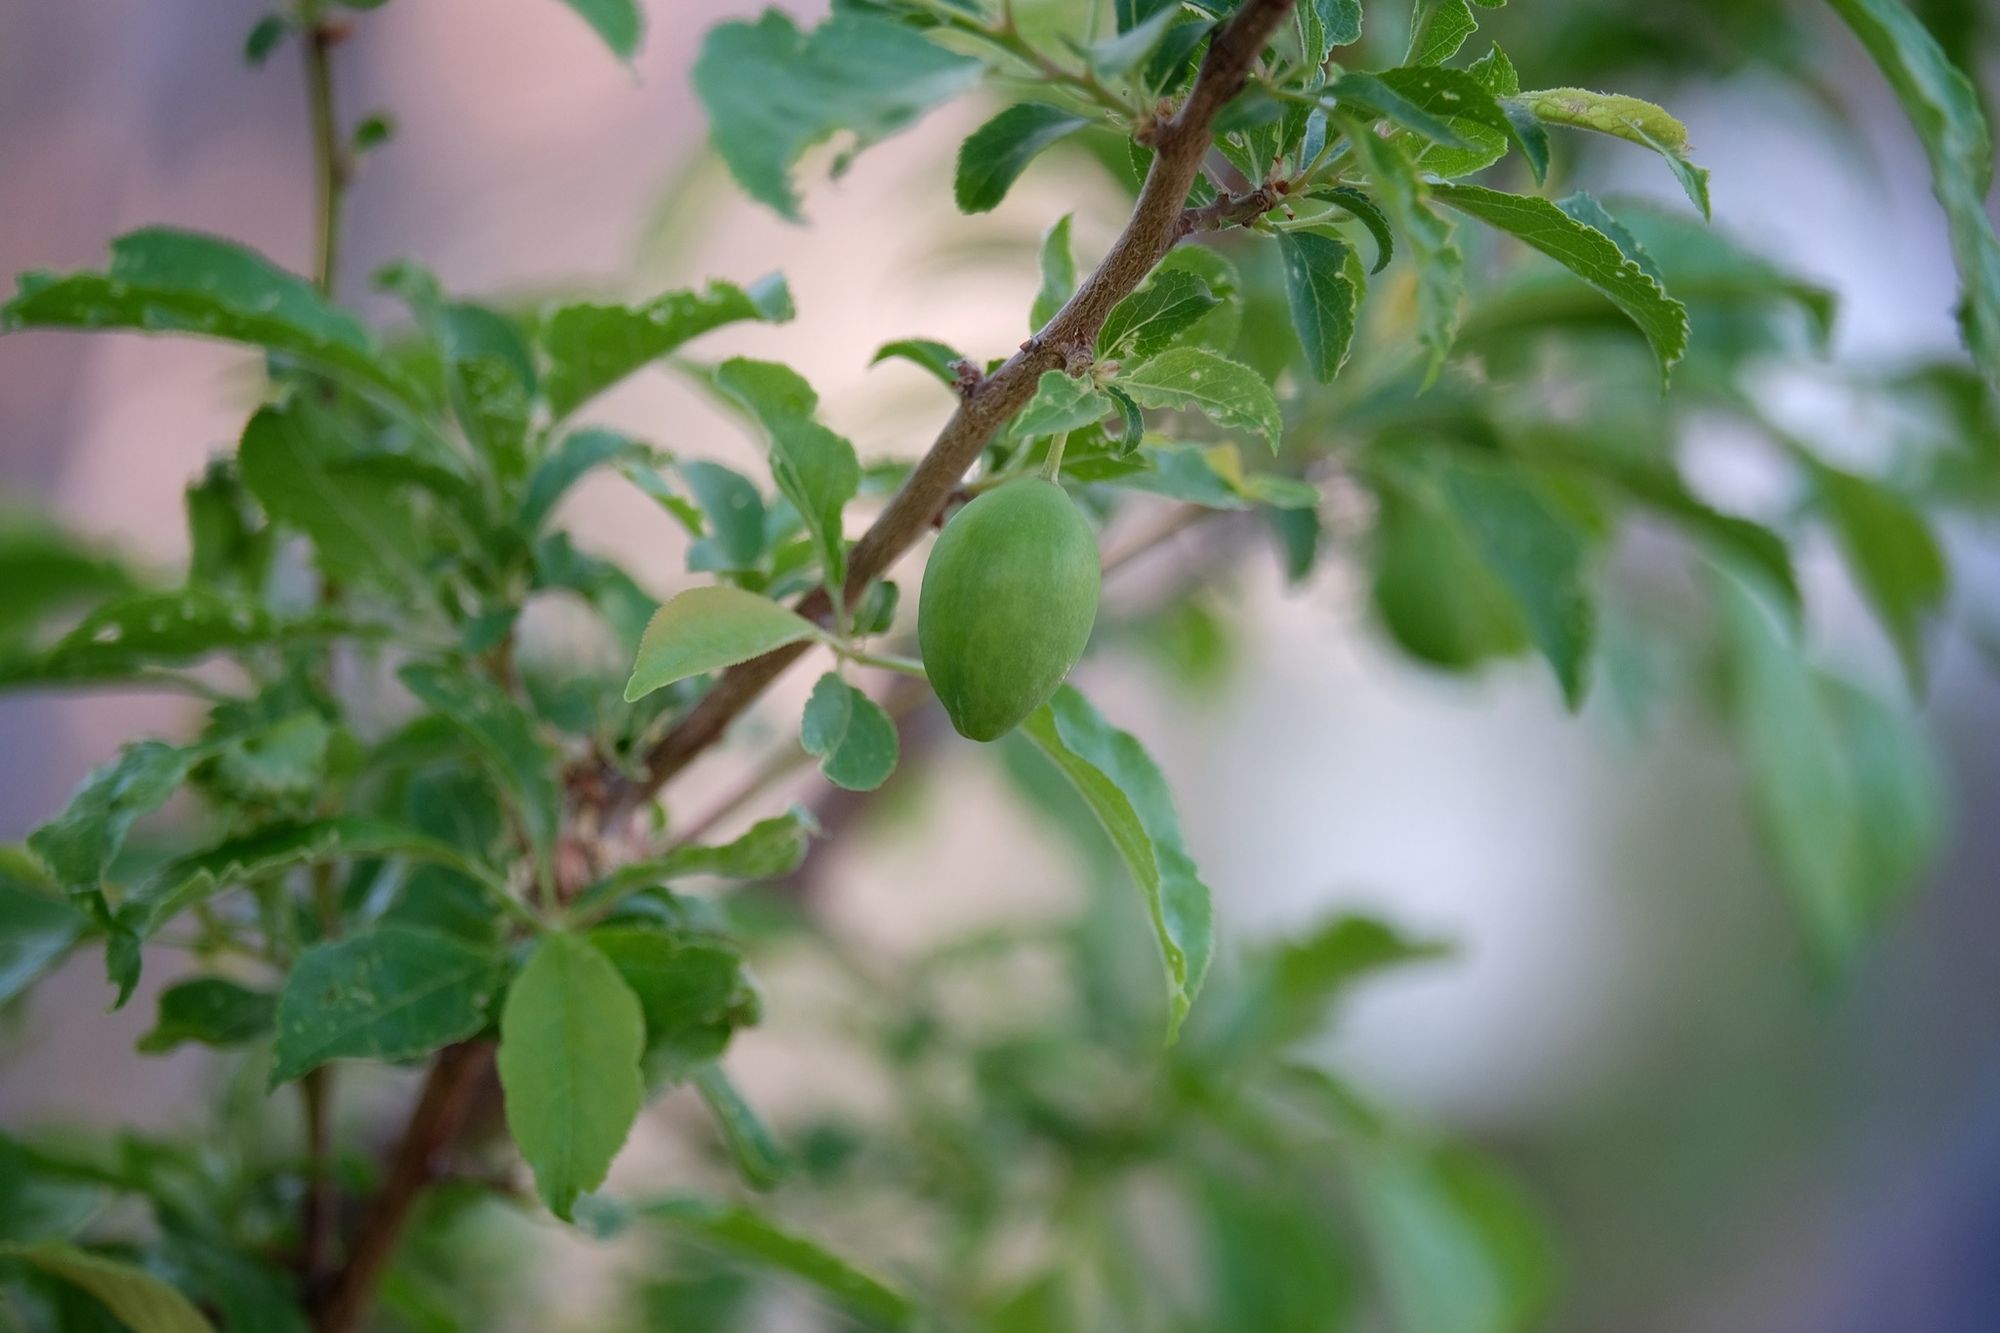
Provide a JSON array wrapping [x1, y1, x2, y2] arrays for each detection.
[[838, 646, 930, 679], [1040, 430, 1071, 482]]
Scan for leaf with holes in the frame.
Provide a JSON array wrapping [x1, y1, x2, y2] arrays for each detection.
[[1098, 269, 1222, 361], [1118, 348, 1283, 453], [540, 275, 793, 419], [1520, 87, 1711, 216], [1279, 231, 1366, 383], [1432, 184, 1689, 384], [138, 977, 276, 1054], [0, 228, 429, 411], [29, 741, 199, 897], [270, 926, 504, 1085], [695, 9, 981, 221]]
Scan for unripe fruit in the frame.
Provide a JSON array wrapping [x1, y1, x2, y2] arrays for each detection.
[[918, 478, 1100, 741]]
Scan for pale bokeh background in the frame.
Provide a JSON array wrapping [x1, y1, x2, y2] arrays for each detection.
[[4, 2, 1999, 1329]]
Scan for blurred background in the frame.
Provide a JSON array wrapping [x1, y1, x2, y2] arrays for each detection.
[[3, 1, 1999, 1329]]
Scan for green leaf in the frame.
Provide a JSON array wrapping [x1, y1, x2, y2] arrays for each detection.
[[1331, 72, 1473, 149], [1098, 269, 1222, 360], [1320, 0, 1363, 45], [1245, 915, 1449, 1049], [1373, 65, 1548, 182], [713, 358, 861, 594], [870, 338, 966, 387], [570, 807, 818, 917], [1812, 463, 1948, 691], [1405, 0, 1501, 66], [590, 928, 758, 1080], [0, 589, 345, 691], [352, 113, 395, 153], [0, 1242, 214, 1333], [556, 0, 642, 59], [955, 103, 1092, 213], [1152, 245, 1245, 353], [1348, 1139, 1553, 1333], [1089, 2, 1181, 78], [270, 926, 503, 1085], [801, 673, 899, 791], [1439, 460, 1598, 708], [694, 9, 981, 221], [1298, 0, 1363, 62], [680, 460, 770, 571], [641, 1198, 915, 1329], [1031, 213, 1078, 331], [499, 933, 646, 1219], [238, 403, 429, 587], [137, 977, 276, 1054], [399, 665, 562, 861], [1308, 186, 1395, 274], [692, 1064, 788, 1190], [1016, 369, 1113, 437], [1824, 0, 2000, 390], [30, 742, 196, 896], [1431, 183, 1689, 384], [0, 858, 85, 1007], [625, 585, 821, 701], [539, 274, 792, 420], [1021, 686, 1213, 1040], [0, 513, 137, 648], [1371, 480, 1528, 674], [1105, 384, 1146, 454], [432, 302, 537, 483], [123, 817, 503, 944], [1278, 231, 1366, 384], [244, 14, 288, 65], [1713, 568, 1943, 962], [1519, 87, 1711, 217], [1118, 347, 1283, 453], [519, 428, 653, 535], [1519, 428, 1801, 619], [1348, 127, 1463, 385], [0, 229, 427, 412]]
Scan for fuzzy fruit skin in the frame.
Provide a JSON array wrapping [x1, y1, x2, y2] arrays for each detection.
[[919, 478, 1101, 741]]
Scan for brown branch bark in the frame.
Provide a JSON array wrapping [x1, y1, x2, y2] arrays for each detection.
[[314, 1041, 494, 1332], [316, 3, 1296, 1326], [597, 0, 1299, 826]]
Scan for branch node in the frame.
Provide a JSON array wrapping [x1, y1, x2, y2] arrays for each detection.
[[948, 358, 983, 398]]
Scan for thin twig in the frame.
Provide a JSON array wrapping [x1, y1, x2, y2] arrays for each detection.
[[299, 7, 352, 1320], [314, 1042, 493, 1333], [303, 19, 349, 299], [596, 0, 1300, 828]]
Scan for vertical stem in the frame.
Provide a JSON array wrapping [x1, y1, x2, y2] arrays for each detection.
[[299, 861, 341, 1294], [315, 1043, 496, 1333], [1041, 430, 1071, 481], [303, 18, 346, 298], [298, 1067, 335, 1294], [299, 4, 350, 1308]]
